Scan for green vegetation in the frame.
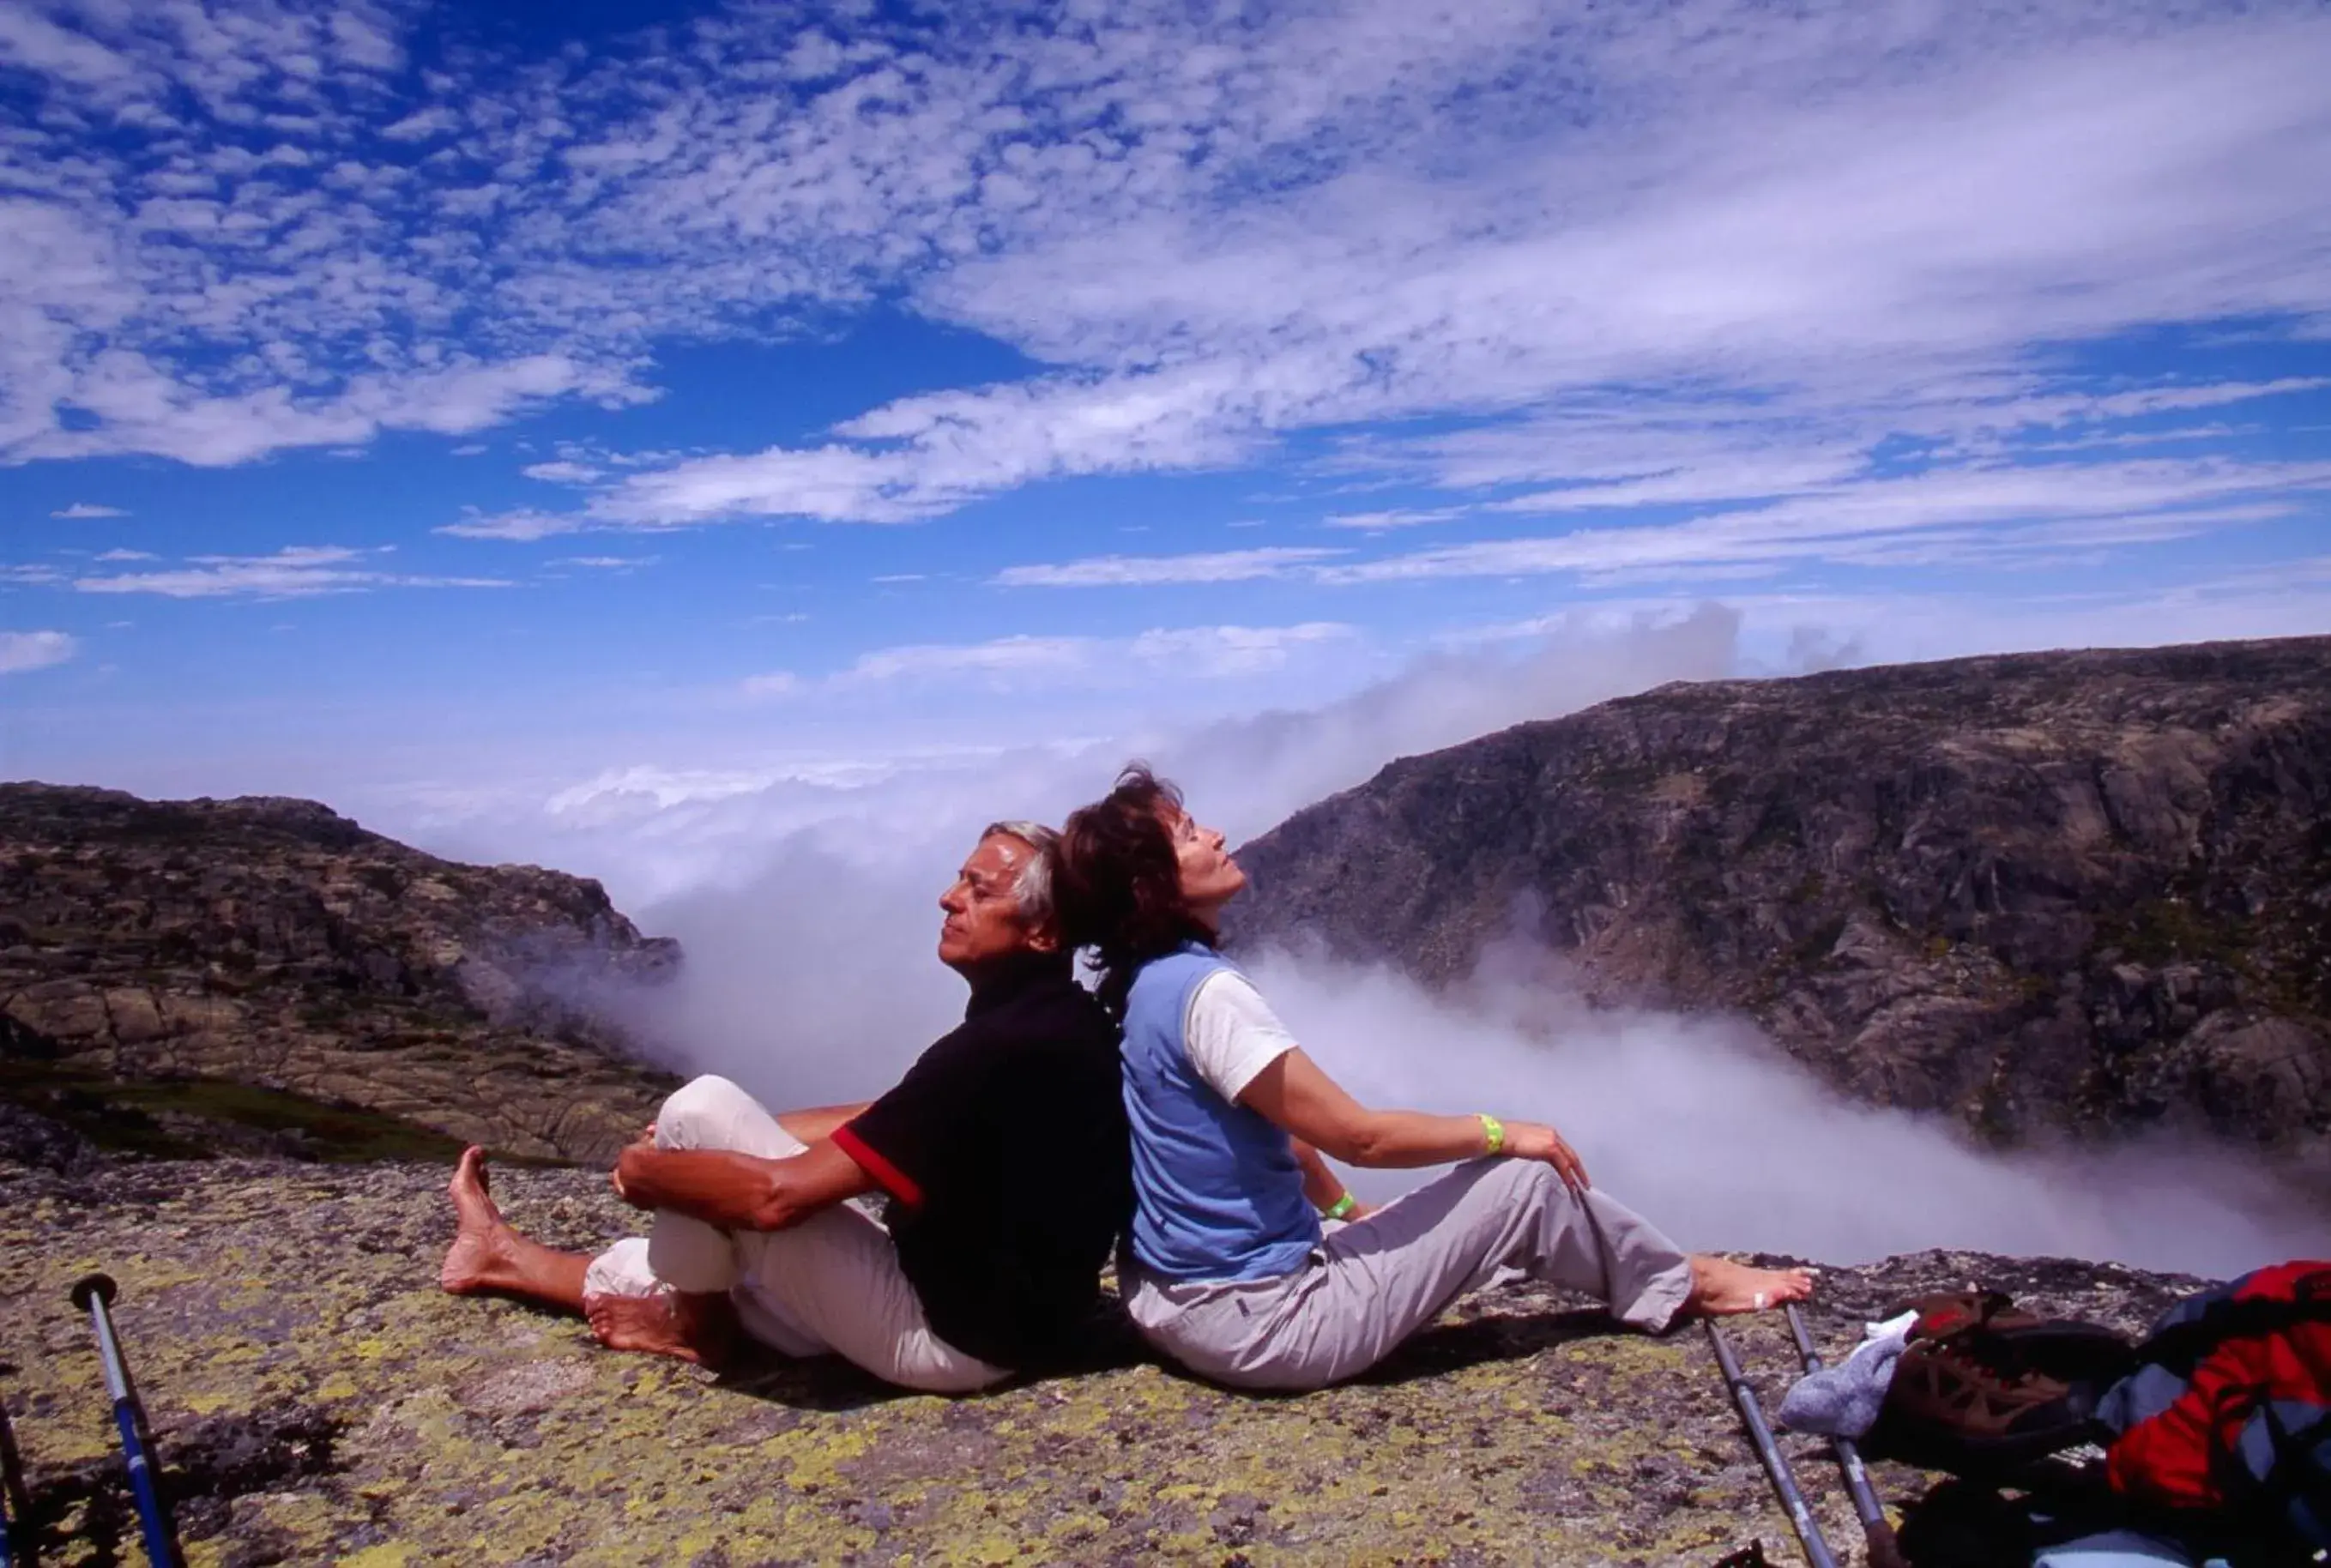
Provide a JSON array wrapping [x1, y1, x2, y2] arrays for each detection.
[[0, 1058, 559, 1165], [2095, 892, 2252, 971]]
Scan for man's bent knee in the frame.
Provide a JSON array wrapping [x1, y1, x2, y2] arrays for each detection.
[[656, 1075, 754, 1150]]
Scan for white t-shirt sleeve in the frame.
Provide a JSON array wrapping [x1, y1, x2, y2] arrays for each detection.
[[1182, 970, 1301, 1104]]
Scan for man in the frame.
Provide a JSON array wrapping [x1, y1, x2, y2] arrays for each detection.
[[438, 822, 1130, 1393]]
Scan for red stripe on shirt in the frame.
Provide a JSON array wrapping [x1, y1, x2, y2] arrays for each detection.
[[831, 1123, 924, 1210]]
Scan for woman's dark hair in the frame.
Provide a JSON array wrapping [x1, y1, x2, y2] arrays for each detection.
[[1056, 763, 1215, 1017]]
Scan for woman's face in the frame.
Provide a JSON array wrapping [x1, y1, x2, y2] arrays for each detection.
[[1163, 805, 1247, 920]]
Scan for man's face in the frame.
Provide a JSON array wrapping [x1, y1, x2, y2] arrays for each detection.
[[937, 834, 1055, 973]]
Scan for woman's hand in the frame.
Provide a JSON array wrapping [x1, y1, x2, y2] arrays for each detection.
[[1501, 1119, 1590, 1194]]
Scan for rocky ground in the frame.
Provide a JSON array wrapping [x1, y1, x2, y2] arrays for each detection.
[[1225, 636, 2331, 1182], [0, 786, 682, 1164], [1, 1154, 2204, 1567]]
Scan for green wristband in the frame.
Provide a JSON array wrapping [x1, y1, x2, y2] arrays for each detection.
[[1478, 1113, 1506, 1157], [1324, 1192, 1358, 1221]]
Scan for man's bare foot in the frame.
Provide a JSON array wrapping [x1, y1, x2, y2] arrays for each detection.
[[1682, 1253, 1816, 1317], [439, 1146, 519, 1295], [583, 1292, 710, 1364]]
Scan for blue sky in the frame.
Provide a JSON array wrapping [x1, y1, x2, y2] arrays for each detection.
[[3, 0, 2330, 891]]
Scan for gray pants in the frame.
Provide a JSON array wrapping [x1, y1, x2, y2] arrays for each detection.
[[1125, 1159, 1694, 1390]]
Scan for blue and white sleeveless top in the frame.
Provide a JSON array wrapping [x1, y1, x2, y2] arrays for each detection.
[[1119, 943, 1319, 1281]]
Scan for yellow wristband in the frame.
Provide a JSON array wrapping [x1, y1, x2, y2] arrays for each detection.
[[1324, 1192, 1357, 1221], [1478, 1113, 1506, 1156]]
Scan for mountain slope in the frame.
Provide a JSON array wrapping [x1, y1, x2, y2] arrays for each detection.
[[1223, 636, 2331, 1174], [0, 783, 681, 1162]]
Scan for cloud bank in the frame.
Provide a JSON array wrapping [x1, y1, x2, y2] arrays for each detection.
[[499, 608, 2319, 1278]]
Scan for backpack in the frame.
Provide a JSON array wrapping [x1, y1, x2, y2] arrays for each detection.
[[2098, 1261, 2331, 1558]]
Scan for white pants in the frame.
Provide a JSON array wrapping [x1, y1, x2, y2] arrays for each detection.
[[583, 1075, 1006, 1395]]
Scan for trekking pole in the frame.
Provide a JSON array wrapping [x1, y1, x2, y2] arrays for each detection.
[[0, 1396, 20, 1568], [1, 1364, 35, 1568], [67, 1276, 181, 1568], [1783, 1305, 1908, 1568], [1707, 1321, 1839, 1568]]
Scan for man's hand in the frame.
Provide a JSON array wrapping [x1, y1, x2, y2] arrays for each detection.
[[609, 1122, 657, 1204], [606, 1141, 652, 1202], [1501, 1119, 1590, 1195]]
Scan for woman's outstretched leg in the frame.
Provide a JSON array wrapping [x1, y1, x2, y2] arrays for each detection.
[[1129, 1158, 1812, 1390]]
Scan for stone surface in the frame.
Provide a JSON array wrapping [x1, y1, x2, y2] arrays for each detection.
[[0, 1155, 2206, 1566], [0, 784, 683, 1163], [1223, 636, 2331, 1180]]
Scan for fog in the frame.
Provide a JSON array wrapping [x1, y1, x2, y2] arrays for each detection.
[[581, 609, 2322, 1280]]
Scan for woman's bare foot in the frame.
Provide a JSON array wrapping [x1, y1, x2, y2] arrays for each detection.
[[439, 1146, 519, 1295], [583, 1292, 726, 1365], [1682, 1254, 1816, 1317]]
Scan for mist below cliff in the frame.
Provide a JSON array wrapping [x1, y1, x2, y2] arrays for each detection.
[[578, 618, 2324, 1280], [623, 833, 2322, 1281]]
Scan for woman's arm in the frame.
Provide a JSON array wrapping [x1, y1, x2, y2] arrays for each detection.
[[1289, 1137, 1374, 1221], [1238, 1049, 1590, 1191]]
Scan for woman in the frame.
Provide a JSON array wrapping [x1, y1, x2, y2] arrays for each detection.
[[1055, 763, 1813, 1391]]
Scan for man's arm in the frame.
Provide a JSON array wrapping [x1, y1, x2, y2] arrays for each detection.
[[776, 1101, 876, 1144], [613, 1139, 875, 1231]]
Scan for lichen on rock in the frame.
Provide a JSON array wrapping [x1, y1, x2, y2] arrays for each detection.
[[2, 1155, 2204, 1565]]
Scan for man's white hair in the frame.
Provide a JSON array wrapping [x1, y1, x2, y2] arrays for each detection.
[[981, 819, 1058, 932]]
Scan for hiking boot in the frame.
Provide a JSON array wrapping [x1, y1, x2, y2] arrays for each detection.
[[1864, 1335, 2104, 1475], [1888, 1289, 2136, 1387]]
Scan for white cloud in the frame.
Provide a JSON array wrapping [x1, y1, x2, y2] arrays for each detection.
[[553, 555, 656, 570], [1321, 458, 2331, 584], [438, 510, 582, 542], [0, 629, 77, 673], [740, 671, 803, 700], [842, 634, 1096, 686], [523, 460, 605, 485], [0, 0, 2321, 596], [50, 502, 130, 519], [993, 546, 1343, 587], [379, 105, 460, 142], [73, 546, 513, 600], [739, 621, 1362, 700], [1129, 622, 1356, 677], [1321, 508, 1467, 532], [94, 547, 154, 561]]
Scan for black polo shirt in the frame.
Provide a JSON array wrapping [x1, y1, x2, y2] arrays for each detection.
[[830, 950, 1128, 1372]]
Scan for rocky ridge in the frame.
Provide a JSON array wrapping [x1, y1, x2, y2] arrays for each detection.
[[0, 784, 682, 1164], [1223, 636, 2331, 1179], [0, 1153, 2204, 1566]]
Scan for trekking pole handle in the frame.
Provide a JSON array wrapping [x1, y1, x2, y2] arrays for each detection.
[[1708, 1322, 1840, 1568], [0, 1391, 28, 1568], [69, 1275, 180, 1568]]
